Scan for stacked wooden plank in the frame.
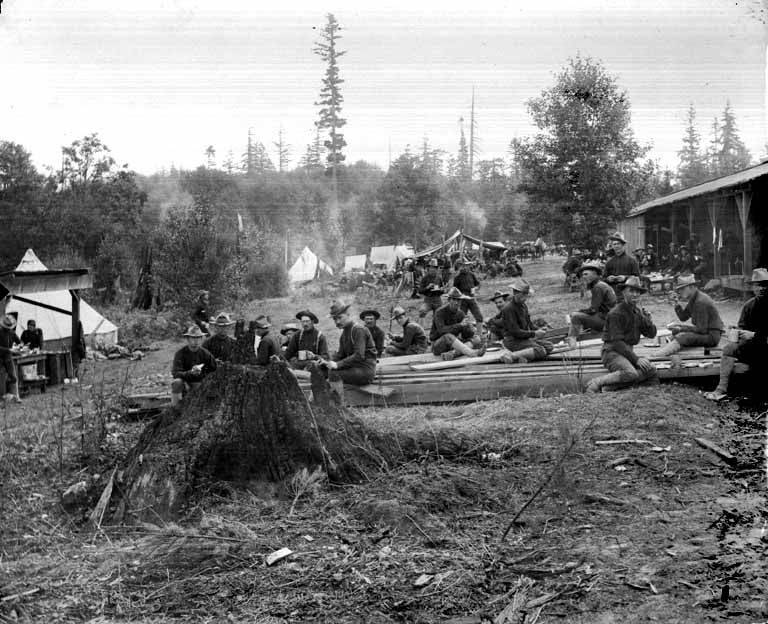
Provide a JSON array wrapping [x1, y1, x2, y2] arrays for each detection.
[[296, 330, 725, 407]]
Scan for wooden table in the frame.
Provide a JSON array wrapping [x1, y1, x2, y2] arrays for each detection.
[[11, 352, 49, 395]]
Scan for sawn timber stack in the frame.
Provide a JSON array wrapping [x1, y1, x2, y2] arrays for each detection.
[[297, 332, 728, 406]]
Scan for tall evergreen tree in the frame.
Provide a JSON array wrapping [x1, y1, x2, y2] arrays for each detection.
[[676, 103, 708, 188], [273, 127, 292, 173], [713, 101, 751, 176], [313, 13, 347, 168], [454, 121, 470, 182]]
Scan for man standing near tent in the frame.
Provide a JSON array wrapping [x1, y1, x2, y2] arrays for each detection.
[[285, 310, 329, 369], [385, 306, 428, 356], [418, 258, 445, 325], [566, 261, 616, 348], [319, 300, 377, 388], [202, 312, 237, 363], [430, 287, 484, 360], [0, 315, 22, 404], [585, 276, 658, 393], [704, 268, 768, 401], [500, 279, 554, 363], [453, 259, 484, 325], [171, 325, 217, 407], [604, 233, 640, 302], [360, 310, 385, 358]]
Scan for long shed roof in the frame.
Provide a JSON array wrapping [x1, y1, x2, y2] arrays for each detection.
[[628, 161, 768, 218]]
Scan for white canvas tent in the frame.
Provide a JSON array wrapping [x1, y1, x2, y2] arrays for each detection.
[[288, 247, 334, 284], [369, 245, 414, 270], [343, 254, 367, 272], [7, 249, 118, 349]]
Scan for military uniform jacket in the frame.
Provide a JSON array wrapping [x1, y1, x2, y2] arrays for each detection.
[[391, 320, 428, 351], [172, 346, 217, 382], [255, 332, 284, 365], [202, 333, 237, 362], [333, 322, 377, 370], [284, 327, 329, 361], [579, 280, 616, 318], [674, 290, 724, 334], [500, 299, 536, 341], [453, 270, 479, 296], [430, 304, 466, 341], [738, 294, 768, 340], [604, 254, 640, 283], [602, 302, 657, 366], [368, 325, 386, 357]]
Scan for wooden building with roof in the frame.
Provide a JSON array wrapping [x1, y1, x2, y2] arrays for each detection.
[[618, 161, 768, 291]]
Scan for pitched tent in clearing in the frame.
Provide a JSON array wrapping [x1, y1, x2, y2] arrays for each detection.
[[288, 247, 334, 284], [6, 249, 118, 350], [343, 255, 367, 272], [369, 245, 414, 270]]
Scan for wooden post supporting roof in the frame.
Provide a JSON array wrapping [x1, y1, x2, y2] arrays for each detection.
[[706, 199, 719, 279], [71, 290, 81, 371], [735, 191, 753, 290]]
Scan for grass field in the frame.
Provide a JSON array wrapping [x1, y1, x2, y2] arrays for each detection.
[[0, 256, 765, 623]]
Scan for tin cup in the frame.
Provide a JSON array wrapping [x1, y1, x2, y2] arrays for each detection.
[[298, 350, 308, 361], [726, 328, 739, 343]]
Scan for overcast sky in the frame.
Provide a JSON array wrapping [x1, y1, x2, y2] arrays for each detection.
[[1, 0, 766, 175]]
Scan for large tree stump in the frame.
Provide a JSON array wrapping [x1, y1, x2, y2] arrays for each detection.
[[110, 362, 493, 523]]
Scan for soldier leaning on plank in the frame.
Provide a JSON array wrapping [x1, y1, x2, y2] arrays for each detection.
[[284, 310, 329, 370], [567, 261, 616, 348], [360, 309, 386, 358], [585, 276, 658, 393], [655, 274, 724, 367], [385, 306, 428, 356], [705, 268, 768, 401]]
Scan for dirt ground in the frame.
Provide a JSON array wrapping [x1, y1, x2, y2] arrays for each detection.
[[1, 256, 765, 623]]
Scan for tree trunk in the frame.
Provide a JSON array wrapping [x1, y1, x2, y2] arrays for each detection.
[[110, 362, 490, 523]]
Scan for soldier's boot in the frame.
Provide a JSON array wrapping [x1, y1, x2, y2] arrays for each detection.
[[451, 339, 481, 358], [704, 355, 736, 401], [171, 392, 183, 407], [502, 348, 538, 364], [585, 371, 626, 393], [656, 340, 682, 358]]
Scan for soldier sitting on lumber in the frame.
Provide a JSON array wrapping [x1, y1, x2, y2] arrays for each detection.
[[202, 312, 237, 363], [486, 290, 510, 342], [430, 287, 485, 361], [567, 261, 616, 348], [284, 310, 329, 370], [360, 309, 385, 358], [171, 325, 217, 406], [385, 306, 428, 356], [499, 279, 554, 363], [705, 268, 768, 401], [656, 274, 724, 368], [585, 276, 658, 393], [318, 300, 378, 388]]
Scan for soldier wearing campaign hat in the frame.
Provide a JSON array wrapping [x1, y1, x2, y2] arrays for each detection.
[[202, 312, 237, 362], [318, 300, 378, 388], [171, 325, 218, 406], [486, 290, 510, 342], [0, 314, 21, 404], [586, 276, 658, 393], [360, 309, 385, 358], [429, 287, 484, 360], [657, 275, 724, 366], [706, 268, 768, 401], [604, 232, 640, 302], [566, 261, 616, 348], [253, 315, 284, 366], [499, 279, 554, 363], [284, 310, 329, 369], [385, 306, 428, 356]]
